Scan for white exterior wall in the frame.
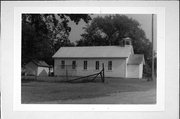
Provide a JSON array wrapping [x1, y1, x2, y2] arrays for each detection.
[[127, 63, 143, 78], [139, 63, 143, 78], [54, 58, 127, 77], [37, 66, 49, 76]]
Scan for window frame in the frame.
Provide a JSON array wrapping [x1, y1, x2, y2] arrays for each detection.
[[83, 61, 87, 70], [95, 61, 99, 70], [61, 60, 65, 69], [72, 60, 76, 69], [108, 61, 112, 70]]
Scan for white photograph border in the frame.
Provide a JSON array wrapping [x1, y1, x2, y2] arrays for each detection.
[[13, 6, 165, 111]]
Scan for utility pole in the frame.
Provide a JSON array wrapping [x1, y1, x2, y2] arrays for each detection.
[[152, 14, 154, 81]]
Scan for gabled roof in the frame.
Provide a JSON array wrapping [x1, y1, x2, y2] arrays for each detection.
[[31, 60, 49, 67], [128, 54, 145, 65], [52, 46, 133, 58]]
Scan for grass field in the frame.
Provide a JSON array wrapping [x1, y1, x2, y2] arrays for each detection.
[[21, 77, 156, 104]]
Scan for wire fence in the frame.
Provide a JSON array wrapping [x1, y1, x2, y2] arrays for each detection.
[[22, 64, 105, 83]]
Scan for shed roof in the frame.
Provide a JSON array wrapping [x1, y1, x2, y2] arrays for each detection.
[[32, 60, 49, 67], [52, 46, 133, 58], [127, 54, 145, 65]]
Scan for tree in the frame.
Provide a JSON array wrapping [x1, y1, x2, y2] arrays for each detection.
[[22, 14, 91, 65], [76, 15, 153, 77]]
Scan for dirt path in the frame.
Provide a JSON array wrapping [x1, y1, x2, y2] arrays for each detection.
[[37, 88, 156, 104]]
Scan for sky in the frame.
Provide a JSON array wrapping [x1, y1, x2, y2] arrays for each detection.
[[68, 14, 157, 50]]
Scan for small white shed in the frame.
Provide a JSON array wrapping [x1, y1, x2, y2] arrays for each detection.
[[127, 54, 145, 78], [24, 60, 50, 76]]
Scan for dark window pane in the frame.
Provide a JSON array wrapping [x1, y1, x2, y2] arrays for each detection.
[[96, 61, 99, 70], [61, 60, 65, 69], [84, 61, 87, 70], [108, 61, 112, 70], [72, 61, 76, 69]]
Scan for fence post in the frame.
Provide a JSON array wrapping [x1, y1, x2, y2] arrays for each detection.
[[66, 66, 68, 80], [102, 63, 105, 83]]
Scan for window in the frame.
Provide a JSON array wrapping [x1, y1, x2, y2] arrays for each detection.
[[95, 61, 99, 70], [61, 60, 65, 69], [84, 61, 87, 70], [72, 61, 76, 69], [108, 61, 112, 70], [126, 41, 130, 45]]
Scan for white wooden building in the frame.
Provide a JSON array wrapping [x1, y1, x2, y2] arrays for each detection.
[[24, 60, 50, 76], [52, 38, 145, 78]]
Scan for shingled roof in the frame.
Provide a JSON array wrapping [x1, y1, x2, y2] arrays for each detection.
[[52, 46, 134, 58], [32, 60, 49, 67], [127, 54, 145, 65]]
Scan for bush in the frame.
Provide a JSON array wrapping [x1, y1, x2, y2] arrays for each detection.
[[143, 64, 152, 78]]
